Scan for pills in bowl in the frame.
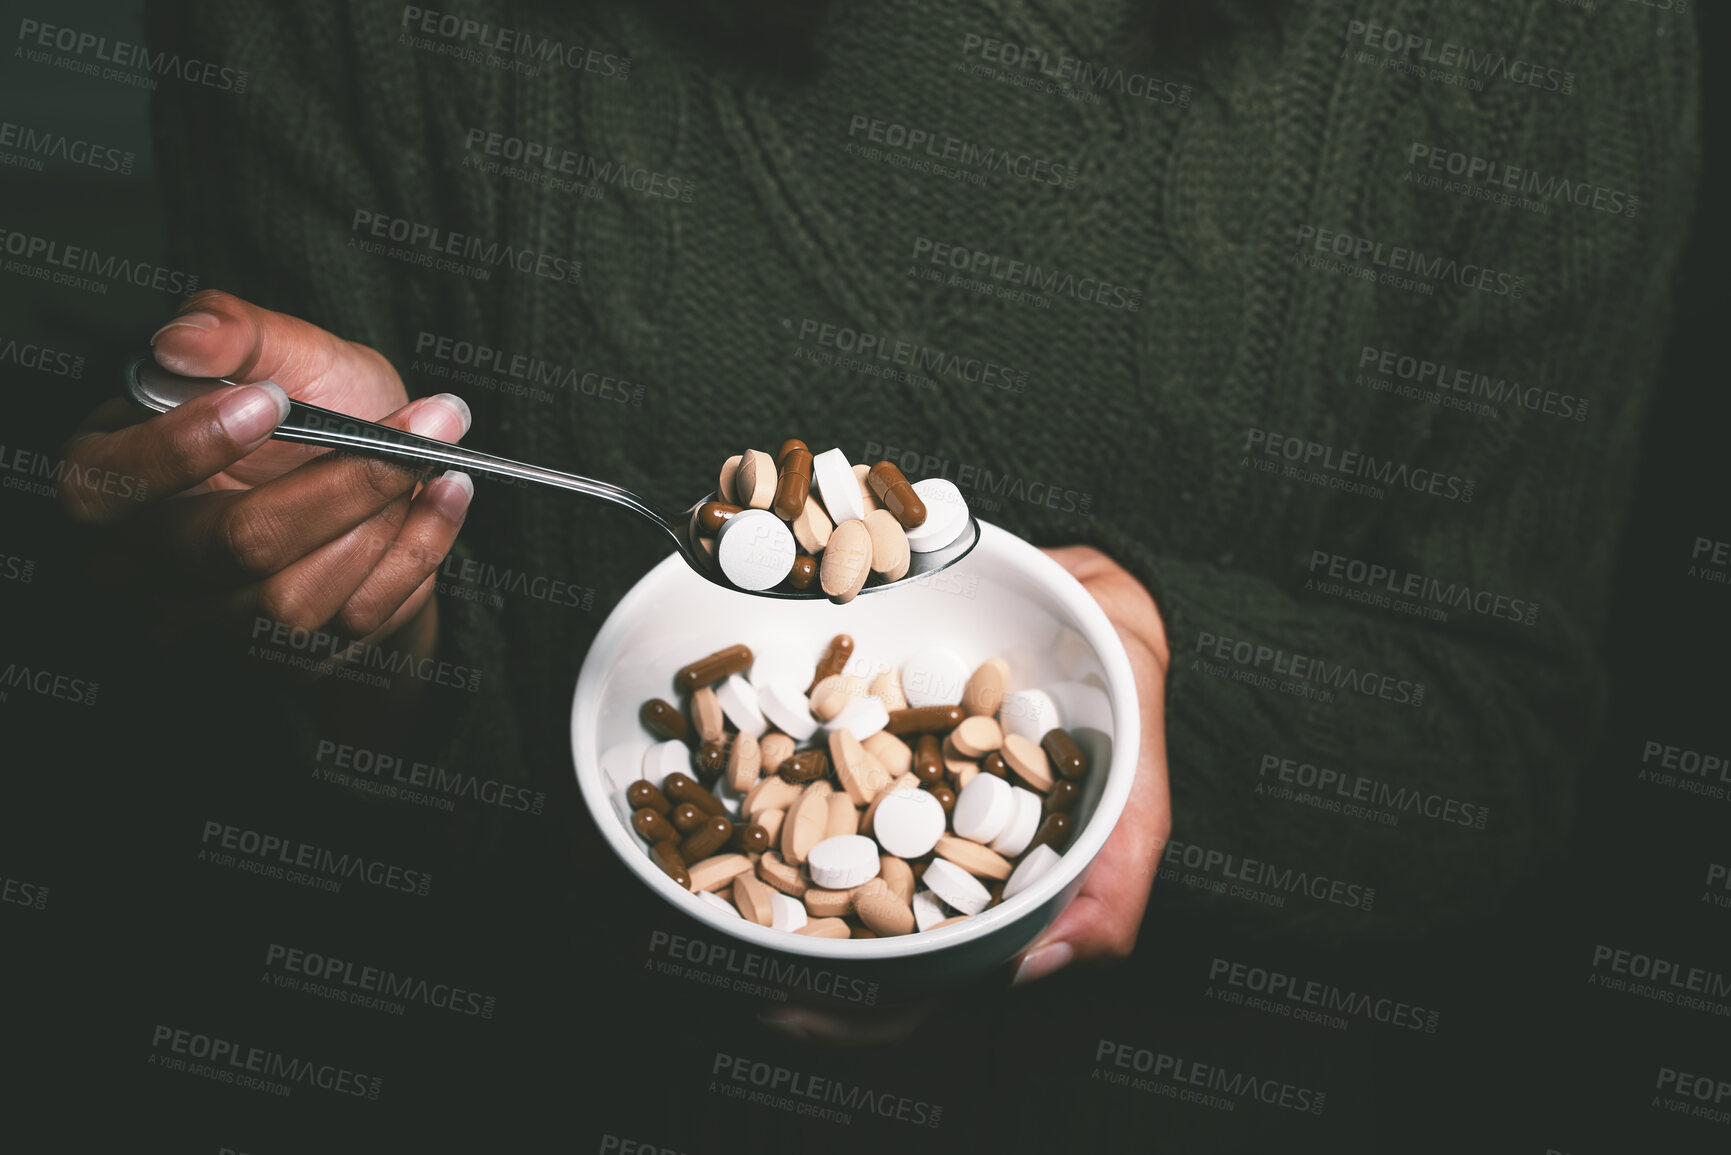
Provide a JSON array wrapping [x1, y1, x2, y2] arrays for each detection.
[[698, 443, 971, 603], [620, 637, 1093, 940]]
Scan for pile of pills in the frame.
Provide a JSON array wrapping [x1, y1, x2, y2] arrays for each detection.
[[622, 636, 1091, 939], [694, 442, 972, 602]]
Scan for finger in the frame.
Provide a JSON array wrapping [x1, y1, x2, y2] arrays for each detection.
[[329, 472, 473, 639], [137, 393, 469, 587], [57, 380, 290, 527]]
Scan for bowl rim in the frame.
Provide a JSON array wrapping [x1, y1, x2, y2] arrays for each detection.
[[571, 520, 1142, 961]]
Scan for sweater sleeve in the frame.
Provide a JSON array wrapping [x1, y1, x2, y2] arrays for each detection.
[[143, 0, 532, 847], [1061, 7, 1700, 943]]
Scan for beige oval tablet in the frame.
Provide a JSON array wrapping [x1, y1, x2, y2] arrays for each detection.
[[727, 731, 761, 792], [962, 658, 1010, 717], [864, 509, 910, 581], [759, 732, 795, 775], [853, 462, 881, 513], [934, 834, 1013, 880], [829, 728, 873, 806], [754, 808, 785, 843], [757, 851, 808, 897], [691, 686, 725, 744], [808, 674, 851, 721], [825, 793, 860, 839], [687, 853, 754, 892], [738, 449, 777, 509], [719, 454, 742, 505], [820, 519, 872, 603], [879, 856, 916, 906], [929, 915, 971, 929], [733, 873, 776, 926], [948, 759, 980, 792], [869, 671, 908, 713], [790, 495, 833, 553], [743, 774, 802, 817], [1001, 734, 1054, 792], [861, 730, 912, 778], [803, 888, 854, 919], [949, 716, 1003, 759], [852, 879, 915, 936], [795, 917, 852, 939], [781, 780, 832, 865]]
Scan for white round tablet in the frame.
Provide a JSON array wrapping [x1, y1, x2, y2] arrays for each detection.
[[641, 740, 690, 787], [988, 786, 1043, 857], [769, 891, 808, 932], [749, 647, 818, 696], [812, 448, 866, 526], [951, 774, 1014, 843], [806, 835, 882, 889], [921, 858, 991, 916], [999, 688, 1062, 743], [912, 889, 949, 932], [871, 789, 947, 859], [1002, 844, 1061, 901], [698, 890, 742, 918], [715, 674, 768, 737], [826, 695, 890, 740], [902, 647, 969, 708], [903, 478, 969, 552], [716, 509, 796, 591], [758, 677, 819, 742]]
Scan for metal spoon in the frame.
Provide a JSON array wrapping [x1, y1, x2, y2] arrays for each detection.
[[124, 354, 980, 600]]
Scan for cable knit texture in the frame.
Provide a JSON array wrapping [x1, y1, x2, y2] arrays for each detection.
[[145, 0, 1699, 940]]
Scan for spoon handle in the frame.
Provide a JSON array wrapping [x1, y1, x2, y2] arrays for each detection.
[[124, 353, 672, 530]]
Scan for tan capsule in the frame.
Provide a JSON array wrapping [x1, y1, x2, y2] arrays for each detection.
[[879, 856, 916, 905], [807, 635, 855, 694], [776, 438, 809, 466], [639, 698, 689, 743], [861, 730, 913, 778], [679, 816, 733, 864], [695, 501, 744, 534], [825, 793, 860, 839], [781, 780, 832, 865], [934, 834, 1013, 880], [773, 447, 813, 521], [1042, 728, 1089, 779], [733, 873, 776, 925], [759, 732, 796, 775], [779, 749, 830, 783], [687, 853, 754, 893], [1001, 734, 1054, 792], [718, 454, 742, 505], [757, 851, 808, 897], [727, 730, 761, 792], [690, 686, 725, 744], [649, 840, 689, 888], [626, 780, 671, 815], [948, 715, 1003, 759], [737, 449, 777, 509], [869, 671, 908, 712], [788, 554, 818, 591], [867, 461, 928, 529], [852, 878, 915, 936], [886, 705, 964, 735], [912, 734, 944, 784], [632, 808, 678, 843], [820, 519, 872, 604], [962, 658, 1010, 717], [676, 645, 753, 692], [863, 508, 911, 581], [669, 802, 706, 834], [804, 887, 854, 919], [790, 497, 833, 554], [796, 918, 852, 939], [665, 772, 727, 816]]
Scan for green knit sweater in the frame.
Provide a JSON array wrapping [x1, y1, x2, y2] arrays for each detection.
[[146, 0, 1699, 940]]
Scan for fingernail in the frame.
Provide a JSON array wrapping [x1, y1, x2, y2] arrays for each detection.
[[428, 471, 473, 520], [217, 381, 290, 445], [148, 310, 220, 345], [409, 393, 471, 438], [1011, 941, 1072, 988]]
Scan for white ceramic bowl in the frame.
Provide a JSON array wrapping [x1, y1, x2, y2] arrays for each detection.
[[572, 521, 1139, 1002]]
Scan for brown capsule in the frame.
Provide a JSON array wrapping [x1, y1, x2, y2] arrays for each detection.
[[925, 782, 956, 813], [695, 738, 729, 781], [788, 554, 818, 591], [669, 802, 707, 834], [664, 772, 726, 817], [868, 461, 928, 529], [679, 815, 733, 864], [780, 749, 830, 783], [772, 448, 813, 521], [806, 635, 855, 694], [910, 859, 930, 881], [1027, 811, 1072, 853], [639, 698, 689, 743], [675, 644, 753, 693], [987, 881, 1006, 908], [912, 735, 945, 785], [981, 750, 1010, 779], [626, 780, 671, 815], [886, 705, 965, 736], [632, 808, 678, 843], [1045, 778, 1080, 813], [730, 823, 771, 855], [1042, 728, 1088, 779], [775, 438, 809, 466], [695, 501, 744, 534], [649, 840, 690, 888]]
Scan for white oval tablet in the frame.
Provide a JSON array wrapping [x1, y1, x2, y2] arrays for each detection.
[[698, 890, 742, 918], [901, 647, 969, 708], [988, 786, 1043, 857], [716, 509, 796, 591], [641, 740, 690, 787], [826, 695, 890, 741], [921, 858, 991, 916], [999, 688, 1062, 743], [912, 889, 949, 932], [871, 789, 947, 859], [903, 478, 969, 552], [758, 677, 819, 742], [1002, 844, 1061, 901], [715, 674, 768, 737], [812, 447, 866, 525], [806, 835, 882, 889], [769, 891, 808, 932], [951, 774, 1014, 844]]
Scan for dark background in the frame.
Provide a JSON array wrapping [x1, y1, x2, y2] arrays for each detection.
[[2, 2, 1726, 1151]]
